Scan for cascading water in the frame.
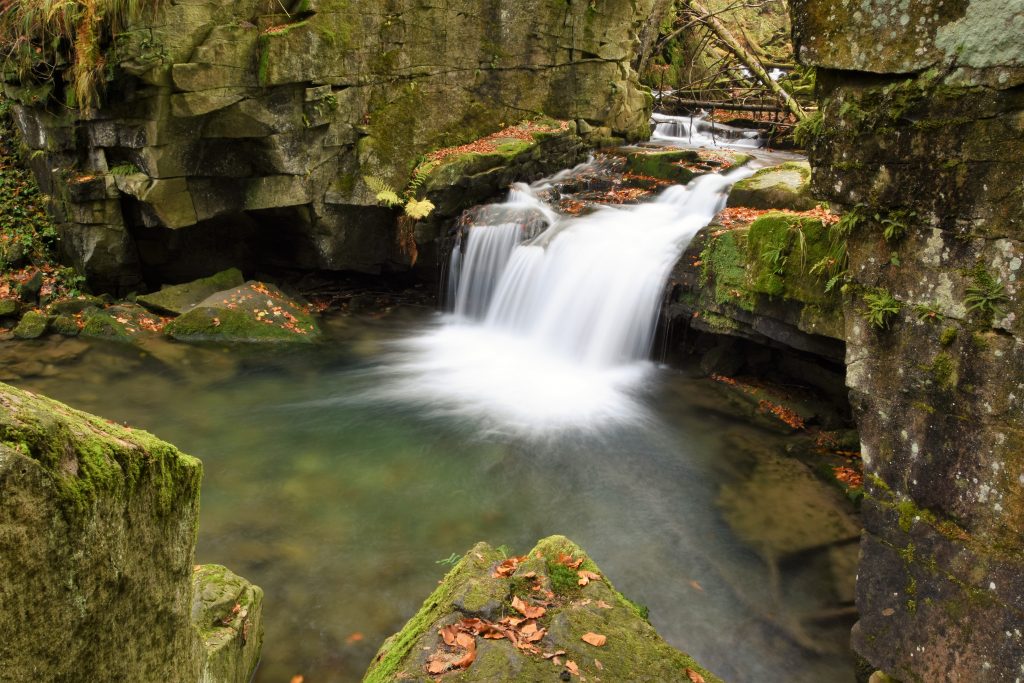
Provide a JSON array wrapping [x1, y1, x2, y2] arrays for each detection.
[[384, 162, 753, 432], [652, 112, 764, 149]]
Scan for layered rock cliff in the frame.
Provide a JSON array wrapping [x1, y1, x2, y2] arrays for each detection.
[[0, 383, 262, 682], [793, 1, 1024, 679], [4, 0, 656, 293]]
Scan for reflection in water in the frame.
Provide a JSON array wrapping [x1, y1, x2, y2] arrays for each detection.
[[6, 318, 855, 683]]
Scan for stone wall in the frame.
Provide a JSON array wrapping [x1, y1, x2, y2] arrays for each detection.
[[6, 0, 656, 293], [793, 1, 1024, 680], [0, 383, 262, 682]]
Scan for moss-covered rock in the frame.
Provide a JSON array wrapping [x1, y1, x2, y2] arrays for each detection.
[[363, 536, 721, 683], [0, 382, 263, 682], [727, 161, 816, 211], [0, 297, 22, 318], [165, 281, 320, 343], [80, 309, 133, 341], [12, 310, 49, 339], [625, 149, 701, 183], [51, 313, 81, 336], [192, 564, 264, 683], [137, 268, 245, 316]]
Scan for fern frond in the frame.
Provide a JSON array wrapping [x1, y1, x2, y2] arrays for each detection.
[[404, 198, 435, 220]]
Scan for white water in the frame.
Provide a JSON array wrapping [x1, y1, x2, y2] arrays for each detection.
[[385, 165, 752, 433], [652, 112, 764, 149]]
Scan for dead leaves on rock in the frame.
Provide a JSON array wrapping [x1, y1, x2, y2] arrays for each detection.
[[686, 667, 706, 683], [576, 570, 601, 587], [511, 595, 547, 619], [491, 554, 528, 578], [580, 632, 607, 647]]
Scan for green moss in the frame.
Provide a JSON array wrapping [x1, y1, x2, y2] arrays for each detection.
[[939, 326, 957, 346], [0, 382, 201, 525], [547, 561, 579, 595], [927, 352, 958, 391], [624, 149, 699, 183], [80, 311, 132, 342], [746, 213, 839, 304], [699, 230, 755, 311]]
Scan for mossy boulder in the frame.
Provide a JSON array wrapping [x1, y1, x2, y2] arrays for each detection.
[[12, 310, 49, 339], [51, 314, 81, 336], [727, 161, 815, 211], [0, 298, 22, 318], [364, 535, 721, 683], [0, 382, 263, 681], [80, 308, 134, 341], [136, 268, 245, 316], [192, 564, 264, 683], [625, 149, 700, 183], [165, 281, 321, 344], [47, 295, 104, 315]]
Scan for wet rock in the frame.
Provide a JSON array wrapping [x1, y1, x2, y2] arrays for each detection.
[[80, 309, 133, 342], [13, 310, 49, 339], [165, 281, 321, 344], [624, 149, 700, 183], [137, 268, 245, 316], [364, 536, 721, 683], [727, 161, 815, 211]]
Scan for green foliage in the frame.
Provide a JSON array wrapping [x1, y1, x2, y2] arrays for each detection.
[[793, 110, 824, 149], [363, 165, 437, 220], [914, 303, 944, 323], [435, 552, 461, 566], [109, 162, 140, 176], [0, 0, 162, 111], [863, 289, 901, 329], [965, 267, 1008, 320], [881, 209, 915, 242]]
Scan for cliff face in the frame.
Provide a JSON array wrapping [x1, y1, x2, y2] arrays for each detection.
[[0, 383, 262, 682], [793, 1, 1024, 679], [6, 0, 655, 293]]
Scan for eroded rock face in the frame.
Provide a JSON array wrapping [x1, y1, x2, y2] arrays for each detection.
[[0, 383, 262, 682], [8, 0, 656, 293], [793, 1, 1024, 679]]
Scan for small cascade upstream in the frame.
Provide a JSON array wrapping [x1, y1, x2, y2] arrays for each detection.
[[387, 163, 753, 432], [652, 112, 765, 149]]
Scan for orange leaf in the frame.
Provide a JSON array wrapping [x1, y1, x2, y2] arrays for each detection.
[[454, 640, 477, 669], [557, 553, 584, 570], [595, 600, 613, 609], [345, 631, 364, 644], [511, 595, 546, 619], [439, 625, 458, 647], [455, 632, 475, 649], [594, 659, 604, 670], [577, 570, 601, 586], [686, 668, 706, 683], [427, 659, 449, 674], [581, 632, 607, 647], [492, 555, 527, 578], [566, 660, 580, 676], [290, 677, 304, 683]]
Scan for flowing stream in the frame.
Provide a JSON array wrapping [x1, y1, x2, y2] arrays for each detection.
[[4, 157, 856, 683]]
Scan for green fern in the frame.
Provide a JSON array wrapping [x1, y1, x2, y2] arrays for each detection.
[[965, 268, 1009, 319], [404, 197, 435, 220], [863, 290, 901, 329], [363, 175, 402, 207]]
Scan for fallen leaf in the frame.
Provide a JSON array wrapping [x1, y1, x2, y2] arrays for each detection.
[[290, 677, 304, 683], [439, 625, 458, 646], [492, 555, 527, 578], [511, 595, 546, 619], [566, 660, 580, 676], [581, 632, 607, 647], [427, 659, 448, 674], [557, 553, 584, 570], [345, 632, 364, 644], [543, 650, 567, 660], [577, 570, 601, 586], [689, 580, 704, 593], [594, 659, 603, 670], [595, 600, 613, 609], [686, 668, 706, 683], [455, 632, 475, 649], [454, 641, 477, 669]]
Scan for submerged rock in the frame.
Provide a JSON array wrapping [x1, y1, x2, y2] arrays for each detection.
[[137, 268, 246, 316], [0, 382, 263, 681], [165, 281, 321, 344], [364, 535, 721, 683], [727, 161, 815, 211]]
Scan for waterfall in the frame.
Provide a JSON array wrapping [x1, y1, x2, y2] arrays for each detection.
[[652, 113, 764, 149], [388, 165, 753, 432]]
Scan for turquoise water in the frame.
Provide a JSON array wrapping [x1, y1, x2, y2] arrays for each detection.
[[5, 308, 856, 682]]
